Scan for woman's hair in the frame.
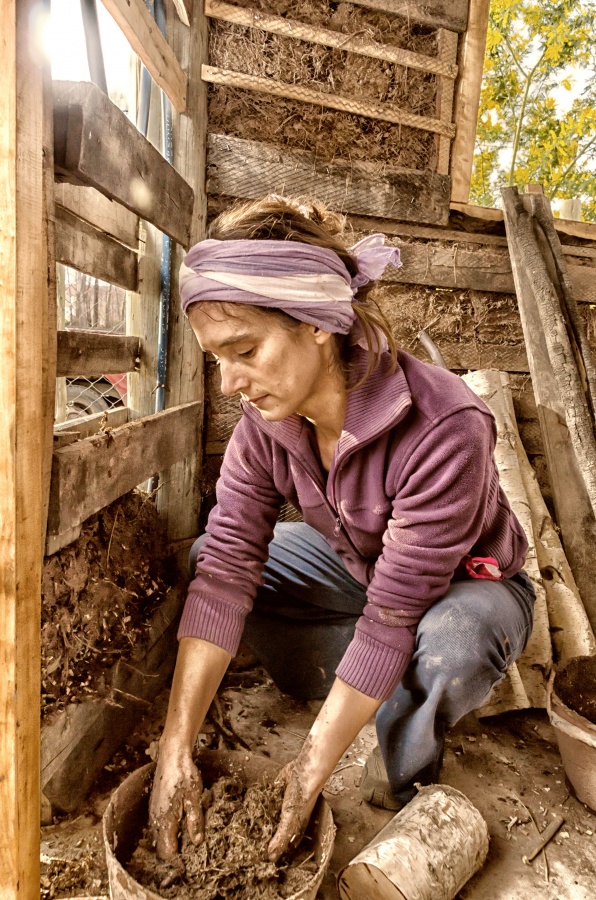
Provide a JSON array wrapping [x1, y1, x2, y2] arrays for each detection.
[[206, 195, 397, 389]]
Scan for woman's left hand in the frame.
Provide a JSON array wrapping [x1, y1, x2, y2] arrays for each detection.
[[267, 757, 321, 862]]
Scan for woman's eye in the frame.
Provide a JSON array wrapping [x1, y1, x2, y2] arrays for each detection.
[[238, 348, 255, 359]]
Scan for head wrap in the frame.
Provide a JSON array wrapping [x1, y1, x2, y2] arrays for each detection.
[[179, 233, 402, 349]]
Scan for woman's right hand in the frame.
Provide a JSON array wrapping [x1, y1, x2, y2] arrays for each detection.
[[149, 746, 205, 860]]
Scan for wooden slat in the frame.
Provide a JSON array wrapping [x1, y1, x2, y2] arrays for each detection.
[[55, 205, 138, 291], [436, 29, 458, 174], [54, 406, 130, 439], [55, 183, 139, 247], [350, 0, 469, 32], [99, 0, 187, 112], [57, 330, 140, 378], [0, 0, 44, 893], [451, 200, 596, 243], [48, 401, 202, 536], [450, 0, 491, 202], [205, 0, 458, 78], [380, 237, 596, 301], [202, 65, 457, 137], [207, 133, 451, 226], [53, 80, 194, 246]]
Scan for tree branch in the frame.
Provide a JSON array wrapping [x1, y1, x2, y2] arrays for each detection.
[[548, 132, 596, 198], [508, 48, 547, 185]]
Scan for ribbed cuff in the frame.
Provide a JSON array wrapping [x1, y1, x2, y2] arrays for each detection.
[[335, 631, 412, 700], [177, 590, 246, 657]]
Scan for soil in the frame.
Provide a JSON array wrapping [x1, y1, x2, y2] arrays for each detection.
[[554, 656, 596, 725], [41, 491, 176, 721], [208, 0, 437, 169], [127, 775, 316, 899]]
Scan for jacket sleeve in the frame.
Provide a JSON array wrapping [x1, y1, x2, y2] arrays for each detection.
[[177, 414, 283, 655], [336, 406, 513, 700]]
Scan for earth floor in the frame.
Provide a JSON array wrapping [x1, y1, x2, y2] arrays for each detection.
[[41, 669, 596, 900]]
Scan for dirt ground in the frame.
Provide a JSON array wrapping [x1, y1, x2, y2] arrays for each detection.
[[42, 662, 596, 900]]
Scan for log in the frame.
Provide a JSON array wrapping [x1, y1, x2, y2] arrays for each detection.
[[501, 190, 596, 634], [55, 205, 139, 291], [339, 785, 488, 900], [55, 183, 139, 248], [207, 133, 451, 226], [99, 0, 187, 112], [41, 587, 183, 815], [500, 374, 596, 664], [462, 370, 551, 712], [56, 331, 141, 379], [349, 0, 470, 32], [205, 0, 458, 78], [47, 401, 202, 536], [503, 189, 596, 553], [202, 66, 457, 137], [53, 80, 194, 246]]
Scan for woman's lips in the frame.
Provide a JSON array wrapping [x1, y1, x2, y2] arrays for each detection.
[[249, 395, 268, 409]]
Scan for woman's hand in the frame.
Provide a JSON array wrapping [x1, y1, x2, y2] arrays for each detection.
[[149, 747, 204, 859], [268, 677, 383, 862]]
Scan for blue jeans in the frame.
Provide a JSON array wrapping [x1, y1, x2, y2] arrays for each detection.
[[190, 523, 535, 802]]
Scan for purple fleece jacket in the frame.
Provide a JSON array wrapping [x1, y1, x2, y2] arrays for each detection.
[[179, 349, 528, 700]]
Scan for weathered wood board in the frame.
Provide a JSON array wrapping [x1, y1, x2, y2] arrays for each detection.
[[53, 80, 194, 246], [48, 401, 202, 536], [206, 133, 451, 226], [56, 330, 141, 379], [350, 0, 470, 32], [55, 205, 138, 291], [55, 183, 139, 248], [54, 407, 130, 440]]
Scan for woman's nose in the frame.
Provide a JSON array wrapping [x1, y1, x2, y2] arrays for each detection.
[[219, 362, 248, 397]]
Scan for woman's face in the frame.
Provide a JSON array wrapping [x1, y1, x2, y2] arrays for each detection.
[[188, 303, 336, 422]]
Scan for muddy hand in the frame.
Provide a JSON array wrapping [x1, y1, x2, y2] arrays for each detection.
[[268, 761, 319, 863], [149, 753, 204, 860]]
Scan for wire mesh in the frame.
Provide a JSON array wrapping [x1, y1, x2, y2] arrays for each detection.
[[57, 266, 129, 422]]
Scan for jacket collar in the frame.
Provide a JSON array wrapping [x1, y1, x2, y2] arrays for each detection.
[[240, 349, 412, 462]]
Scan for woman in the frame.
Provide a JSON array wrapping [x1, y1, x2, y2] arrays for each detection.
[[149, 196, 535, 863]]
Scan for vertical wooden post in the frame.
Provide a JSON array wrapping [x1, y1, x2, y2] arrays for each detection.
[[435, 29, 458, 176], [0, 0, 46, 894], [157, 2, 208, 558], [450, 0, 490, 202]]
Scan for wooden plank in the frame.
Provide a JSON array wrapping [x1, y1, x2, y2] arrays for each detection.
[[436, 29, 458, 175], [451, 200, 596, 243], [450, 0, 491, 202], [99, 0, 187, 112], [48, 401, 202, 536], [53, 80, 194, 246], [55, 183, 139, 248], [55, 204, 139, 291], [57, 330, 140, 378], [379, 236, 596, 301], [202, 65, 457, 138], [157, 0, 208, 559], [350, 0, 469, 32], [0, 0, 44, 893], [172, 0, 191, 26], [205, 0, 458, 78], [54, 406, 130, 439], [207, 133, 451, 226]]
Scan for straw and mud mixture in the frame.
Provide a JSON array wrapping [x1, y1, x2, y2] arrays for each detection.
[[209, 0, 438, 168], [128, 774, 318, 899]]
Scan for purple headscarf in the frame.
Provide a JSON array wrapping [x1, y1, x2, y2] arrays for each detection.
[[179, 234, 401, 346]]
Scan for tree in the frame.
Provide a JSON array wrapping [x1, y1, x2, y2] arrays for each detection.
[[470, 0, 596, 220]]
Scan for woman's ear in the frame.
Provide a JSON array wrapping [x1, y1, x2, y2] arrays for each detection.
[[309, 325, 334, 346]]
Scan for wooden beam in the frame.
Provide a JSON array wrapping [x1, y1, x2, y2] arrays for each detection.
[[53, 80, 194, 246], [55, 204, 139, 291], [202, 65, 457, 137], [55, 183, 139, 248], [207, 133, 451, 226], [47, 401, 202, 536], [0, 0, 44, 893], [450, 0, 491, 202], [57, 330, 140, 378], [205, 0, 458, 78], [156, 0, 208, 557], [99, 0, 187, 112], [54, 406, 130, 439], [350, 0, 469, 33], [451, 200, 596, 242]]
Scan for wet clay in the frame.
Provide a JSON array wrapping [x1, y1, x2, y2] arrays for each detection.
[[554, 655, 596, 725], [128, 776, 317, 899]]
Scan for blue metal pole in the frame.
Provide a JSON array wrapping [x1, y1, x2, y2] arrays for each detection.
[[80, 0, 108, 93]]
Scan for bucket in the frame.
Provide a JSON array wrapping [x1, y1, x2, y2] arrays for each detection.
[[547, 658, 596, 812], [103, 750, 335, 900], [338, 784, 489, 900]]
